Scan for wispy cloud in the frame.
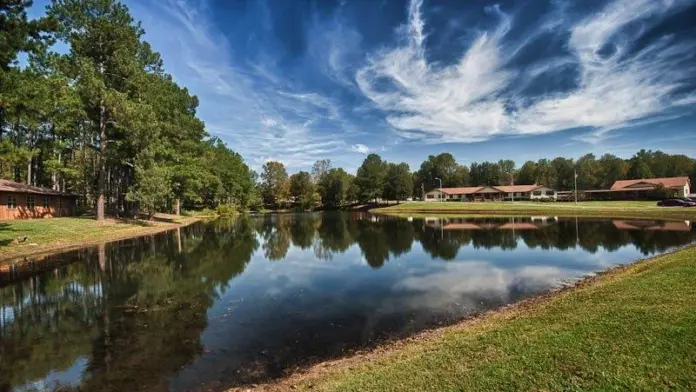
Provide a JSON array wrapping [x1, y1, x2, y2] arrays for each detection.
[[351, 144, 370, 154], [134, 0, 357, 170], [356, 0, 696, 144]]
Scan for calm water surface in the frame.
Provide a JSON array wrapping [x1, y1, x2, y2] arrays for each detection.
[[1, 213, 694, 391]]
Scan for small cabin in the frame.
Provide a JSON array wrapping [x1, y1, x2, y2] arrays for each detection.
[[0, 179, 78, 221]]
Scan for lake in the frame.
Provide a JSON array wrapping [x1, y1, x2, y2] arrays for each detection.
[[1, 213, 695, 391]]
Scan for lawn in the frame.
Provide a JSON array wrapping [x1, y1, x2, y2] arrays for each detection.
[[375, 200, 696, 220], [282, 245, 696, 391], [0, 216, 198, 262]]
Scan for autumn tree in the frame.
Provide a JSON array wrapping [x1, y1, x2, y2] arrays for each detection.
[[261, 161, 289, 207]]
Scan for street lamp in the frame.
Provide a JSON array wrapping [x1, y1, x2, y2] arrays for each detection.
[[507, 172, 514, 203], [435, 177, 443, 202], [574, 169, 579, 204]]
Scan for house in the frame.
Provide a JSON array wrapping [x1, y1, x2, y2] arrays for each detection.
[[557, 176, 692, 201], [424, 185, 556, 202], [0, 179, 78, 220], [610, 177, 691, 198]]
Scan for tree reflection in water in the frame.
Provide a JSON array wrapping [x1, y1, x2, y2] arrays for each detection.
[[0, 213, 693, 391]]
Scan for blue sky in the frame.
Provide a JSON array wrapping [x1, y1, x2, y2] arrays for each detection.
[[31, 0, 696, 172]]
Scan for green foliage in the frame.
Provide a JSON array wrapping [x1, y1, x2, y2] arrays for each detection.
[[384, 162, 413, 202], [516, 161, 537, 185], [497, 159, 516, 184], [415, 153, 469, 192], [290, 170, 317, 210], [354, 154, 387, 203], [550, 157, 574, 190], [216, 203, 237, 216], [598, 154, 629, 188], [575, 153, 600, 190], [627, 151, 655, 179], [126, 161, 171, 218], [319, 167, 353, 208]]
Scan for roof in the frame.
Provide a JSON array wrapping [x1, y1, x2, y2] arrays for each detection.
[[610, 177, 690, 190], [442, 223, 483, 230], [613, 220, 691, 232], [0, 179, 77, 196], [437, 187, 483, 195], [433, 184, 550, 195], [498, 222, 539, 230], [495, 185, 545, 193]]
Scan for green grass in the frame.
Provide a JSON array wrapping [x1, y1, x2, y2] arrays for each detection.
[[295, 245, 696, 391], [375, 201, 696, 220], [0, 217, 198, 262]]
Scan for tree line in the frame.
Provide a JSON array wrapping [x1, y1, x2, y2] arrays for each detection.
[[1, 0, 260, 219], [260, 149, 696, 208]]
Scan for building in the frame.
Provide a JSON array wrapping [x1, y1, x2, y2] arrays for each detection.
[[556, 176, 692, 200], [424, 185, 556, 202], [610, 177, 691, 198], [0, 179, 78, 220]]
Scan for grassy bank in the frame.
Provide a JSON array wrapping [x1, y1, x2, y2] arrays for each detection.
[[254, 245, 696, 391], [375, 201, 696, 220], [0, 216, 200, 262]]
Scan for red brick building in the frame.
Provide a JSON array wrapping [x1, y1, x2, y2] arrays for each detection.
[[0, 179, 78, 220]]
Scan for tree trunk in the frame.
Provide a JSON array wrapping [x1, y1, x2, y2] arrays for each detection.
[[96, 100, 107, 221], [27, 159, 31, 185], [175, 198, 181, 216], [52, 152, 61, 191]]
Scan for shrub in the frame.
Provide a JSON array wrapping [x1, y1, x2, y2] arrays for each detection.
[[216, 204, 237, 216], [649, 184, 674, 201]]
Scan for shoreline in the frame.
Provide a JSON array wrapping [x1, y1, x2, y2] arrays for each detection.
[[370, 201, 696, 221], [229, 243, 696, 391], [0, 216, 203, 264]]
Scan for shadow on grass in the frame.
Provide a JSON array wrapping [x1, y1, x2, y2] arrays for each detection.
[[0, 221, 14, 247], [67, 214, 154, 227]]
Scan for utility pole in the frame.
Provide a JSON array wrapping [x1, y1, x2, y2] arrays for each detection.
[[574, 169, 578, 204], [436, 177, 443, 202], [507, 172, 515, 203]]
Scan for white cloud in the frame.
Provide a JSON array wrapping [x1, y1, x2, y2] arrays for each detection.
[[351, 143, 370, 154], [515, 0, 696, 142], [135, 0, 351, 170], [356, 0, 696, 144]]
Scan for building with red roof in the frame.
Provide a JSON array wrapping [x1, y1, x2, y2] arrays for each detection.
[[0, 179, 77, 220], [424, 184, 556, 202]]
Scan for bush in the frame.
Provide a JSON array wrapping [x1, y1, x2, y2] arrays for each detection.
[[649, 184, 674, 201], [181, 208, 217, 217], [216, 204, 237, 216]]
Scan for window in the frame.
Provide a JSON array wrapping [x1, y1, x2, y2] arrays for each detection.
[[44, 197, 50, 208], [7, 195, 17, 209], [533, 191, 542, 196], [427, 194, 435, 199], [27, 195, 35, 208], [546, 191, 554, 196]]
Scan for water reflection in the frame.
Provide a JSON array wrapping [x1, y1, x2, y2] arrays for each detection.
[[0, 213, 694, 391]]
